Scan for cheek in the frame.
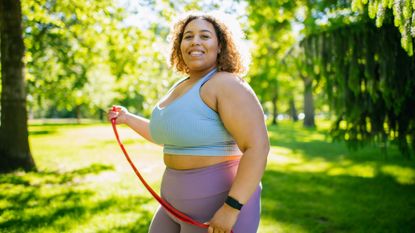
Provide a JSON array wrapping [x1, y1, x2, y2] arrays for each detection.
[[208, 40, 219, 52], [180, 41, 186, 56], [209, 44, 219, 56]]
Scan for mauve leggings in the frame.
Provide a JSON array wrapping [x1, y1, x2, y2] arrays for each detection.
[[148, 159, 261, 233]]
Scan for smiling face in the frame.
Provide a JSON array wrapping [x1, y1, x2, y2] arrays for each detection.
[[180, 18, 221, 75]]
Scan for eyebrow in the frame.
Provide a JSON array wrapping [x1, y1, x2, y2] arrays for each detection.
[[184, 30, 213, 35]]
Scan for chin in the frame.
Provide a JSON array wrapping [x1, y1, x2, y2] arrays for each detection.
[[186, 64, 207, 71], [186, 62, 216, 72]]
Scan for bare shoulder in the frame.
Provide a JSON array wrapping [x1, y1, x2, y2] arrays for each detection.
[[211, 71, 244, 85], [201, 71, 257, 111], [207, 71, 252, 95]]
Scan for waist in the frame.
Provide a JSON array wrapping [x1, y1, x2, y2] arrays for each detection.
[[164, 154, 241, 170], [163, 141, 242, 156]]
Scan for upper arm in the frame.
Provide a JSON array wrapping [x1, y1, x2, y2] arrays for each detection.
[[215, 73, 269, 153]]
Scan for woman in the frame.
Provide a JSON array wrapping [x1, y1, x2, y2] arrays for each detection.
[[108, 11, 269, 233]]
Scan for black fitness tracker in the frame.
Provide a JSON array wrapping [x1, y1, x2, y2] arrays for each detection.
[[225, 195, 243, 210]]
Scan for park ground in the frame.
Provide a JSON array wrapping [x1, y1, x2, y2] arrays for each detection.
[[0, 120, 414, 233]]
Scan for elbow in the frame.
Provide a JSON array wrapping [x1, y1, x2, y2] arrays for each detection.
[[259, 141, 270, 169], [258, 139, 270, 168], [261, 140, 270, 161], [243, 139, 270, 160]]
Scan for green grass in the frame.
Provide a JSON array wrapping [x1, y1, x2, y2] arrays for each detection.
[[1, 120, 414, 233]]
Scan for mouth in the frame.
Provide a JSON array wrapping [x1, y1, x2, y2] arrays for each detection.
[[188, 50, 205, 57]]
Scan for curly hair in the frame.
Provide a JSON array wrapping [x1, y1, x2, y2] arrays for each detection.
[[167, 11, 250, 76]]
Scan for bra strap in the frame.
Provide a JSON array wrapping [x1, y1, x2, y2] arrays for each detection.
[[199, 68, 217, 87]]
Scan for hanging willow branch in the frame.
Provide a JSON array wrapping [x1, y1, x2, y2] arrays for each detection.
[[352, 0, 415, 56], [301, 20, 415, 157]]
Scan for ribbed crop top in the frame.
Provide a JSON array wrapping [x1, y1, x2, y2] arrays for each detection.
[[149, 68, 242, 156]]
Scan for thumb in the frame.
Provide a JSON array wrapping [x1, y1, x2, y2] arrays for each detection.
[[206, 225, 214, 233], [112, 105, 122, 112], [205, 221, 214, 233]]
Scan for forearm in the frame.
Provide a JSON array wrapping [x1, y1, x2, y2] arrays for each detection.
[[228, 146, 268, 204], [125, 113, 157, 145]]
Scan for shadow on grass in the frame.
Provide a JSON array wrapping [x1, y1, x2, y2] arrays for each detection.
[[261, 168, 415, 233], [0, 163, 153, 233], [268, 123, 408, 165], [96, 216, 152, 233], [28, 123, 101, 136], [90, 138, 143, 148], [268, 124, 348, 158], [29, 129, 56, 136], [0, 163, 115, 185]]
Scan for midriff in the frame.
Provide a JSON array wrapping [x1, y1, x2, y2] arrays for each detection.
[[164, 154, 241, 170]]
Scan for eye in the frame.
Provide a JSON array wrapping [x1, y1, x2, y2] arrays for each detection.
[[201, 35, 210, 39], [184, 35, 193, 40]]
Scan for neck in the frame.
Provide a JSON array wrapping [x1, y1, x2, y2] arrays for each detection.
[[188, 66, 217, 80]]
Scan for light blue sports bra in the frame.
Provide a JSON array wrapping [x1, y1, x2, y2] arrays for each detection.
[[149, 68, 242, 156]]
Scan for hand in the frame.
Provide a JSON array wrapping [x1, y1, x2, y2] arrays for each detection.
[[107, 105, 130, 125], [207, 204, 240, 233]]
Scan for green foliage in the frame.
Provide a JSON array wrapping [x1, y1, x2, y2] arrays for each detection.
[[352, 0, 415, 55], [108, 25, 178, 116], [246, 0, 354, 120], [302, 20, 415, 157], [22, 0, 126, 117], [246, 0, 298, 116], [301, 0, 356, 36], [20, 0, 248, 118], [21, 0, 178, 118]]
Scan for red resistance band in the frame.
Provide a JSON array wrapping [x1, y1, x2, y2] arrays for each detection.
[[110, 107, 220, 231]]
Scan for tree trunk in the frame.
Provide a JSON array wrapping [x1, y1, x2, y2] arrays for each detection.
[[99, 108, 105, 121], [0, 0, 36, 172], [303, 77, 315, 127], [271, 95, 278, 125], [75, 105, 81, 124], [289, 98, 298, 122]]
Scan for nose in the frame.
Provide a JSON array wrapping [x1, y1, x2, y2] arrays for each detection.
[[190, 35, 201, 46]]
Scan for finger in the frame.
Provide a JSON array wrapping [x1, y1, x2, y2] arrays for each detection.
[[108, 108, 117, 115], [108, 111, 118, 118], [107, 112, 113, 120], [108, 112, 119, 122], [208, 226, 213, 233], [213, 228, 222, 233]]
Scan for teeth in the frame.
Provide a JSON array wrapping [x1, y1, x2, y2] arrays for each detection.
[[190, 51, 203, 55]]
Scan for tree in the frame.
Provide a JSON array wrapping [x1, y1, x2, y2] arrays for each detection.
[[352, 0, 415, 56], [298, 1, 355, 127], [22, 0, 126, 119], [0, 0, 36, 172], [246, 0, 298, 125], [282, 44, 318, 127], [302, 16, 415, 157]]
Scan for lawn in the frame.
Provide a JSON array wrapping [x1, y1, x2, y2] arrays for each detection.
[[0, 120, 414, 233]]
